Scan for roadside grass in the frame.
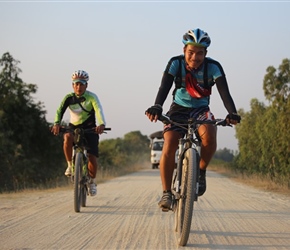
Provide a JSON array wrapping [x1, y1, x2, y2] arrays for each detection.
[[0, 161, 149, 196], [2, 159, 289, 197], [208, 160, 290, 197]]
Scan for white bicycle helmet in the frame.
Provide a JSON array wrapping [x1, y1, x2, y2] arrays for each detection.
[[72, 70, 89, 84], [182, 28, 211, 48]]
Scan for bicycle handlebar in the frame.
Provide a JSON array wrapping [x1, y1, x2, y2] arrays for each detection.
[[58, 126, 111, 134], [158, 114, 231, 127]]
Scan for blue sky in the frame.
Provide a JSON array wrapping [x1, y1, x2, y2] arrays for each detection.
[[1, 1, 290, 150]]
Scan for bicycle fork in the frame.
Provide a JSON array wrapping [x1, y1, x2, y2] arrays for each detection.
[[175, 138, 186, 194], [174, 138, 201, 203], [71, 148, 89, 185]]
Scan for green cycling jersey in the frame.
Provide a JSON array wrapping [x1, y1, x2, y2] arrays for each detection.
[[54, 90, 106, 127]]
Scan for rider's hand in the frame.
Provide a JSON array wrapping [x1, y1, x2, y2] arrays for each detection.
[[51, 124, 60, 136], [226, 113, 241, 125], [145, 104, 163, 122], [95, 124, 105, 134]]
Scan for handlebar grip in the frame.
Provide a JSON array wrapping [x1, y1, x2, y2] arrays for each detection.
[[59, 127, 69, 133], [215, 119, 232, 127], [158, 114, 170, 124], [104, 127, 111, 131]]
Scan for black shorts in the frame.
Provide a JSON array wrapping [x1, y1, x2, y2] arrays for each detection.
[[69, 124, 99, 157], [84, 133, 99, 157], [164, 102, 215, 137]]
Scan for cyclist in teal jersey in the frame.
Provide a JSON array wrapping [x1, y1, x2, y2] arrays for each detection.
[[145, 28, 241, 210], [51, 70, 106, 196]]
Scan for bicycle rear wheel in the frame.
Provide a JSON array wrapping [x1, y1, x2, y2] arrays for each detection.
[[74, 152, 84, 212], [175, 148, 199, 246]]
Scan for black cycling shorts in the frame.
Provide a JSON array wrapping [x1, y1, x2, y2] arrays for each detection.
[[84, 132, 99, 157], [164, 102, 215, 137], [69, 124, 100, 157]]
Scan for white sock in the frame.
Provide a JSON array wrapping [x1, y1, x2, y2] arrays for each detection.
[[67, 161, 72, 168]]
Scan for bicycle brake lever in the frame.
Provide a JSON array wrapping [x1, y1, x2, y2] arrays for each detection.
[[216, 119, 232, 127], [159, 114, 170, 124]]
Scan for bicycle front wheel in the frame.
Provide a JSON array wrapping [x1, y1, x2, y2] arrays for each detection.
[[81, 165, 88, 207], [74, 152, 84, 213], [175, 148, 199, 246]]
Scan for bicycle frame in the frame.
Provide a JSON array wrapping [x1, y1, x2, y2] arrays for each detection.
[[174, 119, 202, 196], [59, 126, 111, 212]]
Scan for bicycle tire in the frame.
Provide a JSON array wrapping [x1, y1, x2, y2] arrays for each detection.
[[81, 165, 88, 207], [81, 185, 87, 207], [175, 148, 199, 246], [74, 152, 83, 212], [172, 168, 178, 232]]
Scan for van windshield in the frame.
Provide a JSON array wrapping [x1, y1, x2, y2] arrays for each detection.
[[152, 141, 163, 151]]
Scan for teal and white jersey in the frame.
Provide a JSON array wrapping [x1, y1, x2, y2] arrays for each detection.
[[166, 55, 225, 108], [54, 90, 106, 127]]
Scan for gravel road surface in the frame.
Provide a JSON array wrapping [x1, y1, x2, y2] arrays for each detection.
[[1, 168, 290, 249]]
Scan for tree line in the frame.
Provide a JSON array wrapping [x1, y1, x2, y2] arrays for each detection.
[[233, 58, 290, 188]]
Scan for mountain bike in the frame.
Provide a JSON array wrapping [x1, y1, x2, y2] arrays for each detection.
[[158, 114, 230, 246], [60, 126, 111, 213]]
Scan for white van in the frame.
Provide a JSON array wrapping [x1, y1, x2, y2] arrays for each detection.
[[149, 131, 178, 169], [150, 138, 164, 169]]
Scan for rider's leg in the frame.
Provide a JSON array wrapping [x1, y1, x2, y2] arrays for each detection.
[[88, 154, 97, 179], [158, 130, 179, 209], [198, 124, 217, 170], [86, 132, 99, 179], [87, 154, 97, 196], [197, 124, 217, 196], [63, 132, 74, 162], [63, 133, 74, 175], [86, 133, 99, 196], [160, 130, 180, 191]]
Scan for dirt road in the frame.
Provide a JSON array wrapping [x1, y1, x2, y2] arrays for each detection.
[[1, 168, 290, 250]]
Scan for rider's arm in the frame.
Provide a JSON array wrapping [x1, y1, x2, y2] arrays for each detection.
[[215, 76, 237, 114], [54, 94, 71, 125], [153, 57, 180, 106], [90, 93, 106, 126], [154, 72, 175, 106]]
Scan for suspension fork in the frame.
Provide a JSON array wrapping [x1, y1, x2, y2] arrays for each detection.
[[175, 137, 186, 194]]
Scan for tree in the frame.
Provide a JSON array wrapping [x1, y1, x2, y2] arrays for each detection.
[[213, 148, 235, 162], [98, 131, 150, 171], [263, 58, 290, 106], [0, 52, 64, 191], [234, 58, 290, 187]]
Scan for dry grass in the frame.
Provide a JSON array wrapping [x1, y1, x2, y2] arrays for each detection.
[[208, 163, 290, 197], [4, 160, 289, 197], [0, 161, 149, 195]]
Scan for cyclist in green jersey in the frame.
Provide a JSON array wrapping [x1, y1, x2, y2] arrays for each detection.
[[51, 70, 106, 196]]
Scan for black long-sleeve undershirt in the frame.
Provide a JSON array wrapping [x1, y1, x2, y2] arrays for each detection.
[[215, 75, 237, 114], [154, 72, 174, 106], [154, 72, 237, 114]]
